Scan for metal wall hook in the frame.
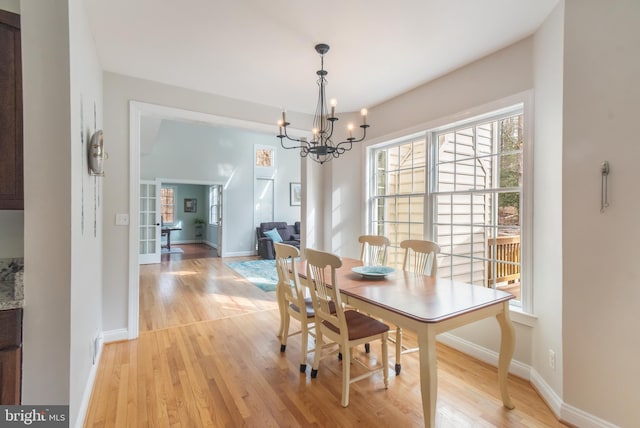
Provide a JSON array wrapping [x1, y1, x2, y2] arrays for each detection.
[[601, 161, 610, 213]]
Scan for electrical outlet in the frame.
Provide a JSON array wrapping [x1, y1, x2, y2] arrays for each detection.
[[548, 349, 556, 370]]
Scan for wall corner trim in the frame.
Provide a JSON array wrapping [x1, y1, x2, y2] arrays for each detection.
[[102, 328, 129, 343]]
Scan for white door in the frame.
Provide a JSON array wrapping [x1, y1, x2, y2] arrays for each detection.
[[139, 179, 161, 264]]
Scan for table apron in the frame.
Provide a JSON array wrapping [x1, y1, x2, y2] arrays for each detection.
[[341, 294, 507, 337]]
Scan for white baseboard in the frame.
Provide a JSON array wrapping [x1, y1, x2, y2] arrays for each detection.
[[439, 332, 618, 428], [173, 239, 218, 249], [75, 333, 103, 428], [529, 368, 563, 416], [222, 250, 255, 257], [173, 239, 202, 245], [437, 332, 531, 379], [103, 328, 128, 343], [561, 402, 621, 428]]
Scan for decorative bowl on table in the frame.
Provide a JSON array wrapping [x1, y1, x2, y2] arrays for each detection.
[[352, 265, 395, 279]]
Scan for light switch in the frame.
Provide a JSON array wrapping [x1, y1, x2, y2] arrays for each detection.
[[115, 213, 129, 226]]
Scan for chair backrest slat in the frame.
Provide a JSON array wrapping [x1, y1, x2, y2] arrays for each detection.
[[274, 243, 304, 305], [306, 248, 344, 332], [400, 239, 440, 276], [358, 235, 390, 266]]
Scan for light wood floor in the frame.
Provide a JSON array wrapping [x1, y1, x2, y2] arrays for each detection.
[[85, 245, 565, 427]]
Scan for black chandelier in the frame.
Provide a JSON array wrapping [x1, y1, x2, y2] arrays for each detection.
[[277, 43, 369, 164]]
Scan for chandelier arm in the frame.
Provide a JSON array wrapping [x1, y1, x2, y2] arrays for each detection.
[[280, 140, 308, 151], [325, 117, 337, 141], [282, 127, 310, 145], [349, 126, 369, 144], [334, 140, 352, 153], [279, 135, 310, 151]]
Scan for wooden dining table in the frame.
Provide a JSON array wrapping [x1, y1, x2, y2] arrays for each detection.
[[161, 226, 182, 250], [295, 257, 516, 428]]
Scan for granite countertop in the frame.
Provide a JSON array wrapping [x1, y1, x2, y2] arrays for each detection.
[[0, 258, 24, 310]]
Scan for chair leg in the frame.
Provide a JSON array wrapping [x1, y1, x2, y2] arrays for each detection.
[[276, 286, 285, 338], [280, 312, 291, 352], [300, 321, 308, 373], [395, 327, 402, 375], [341, 346, 351, 407], [311, 330, 323, 378]]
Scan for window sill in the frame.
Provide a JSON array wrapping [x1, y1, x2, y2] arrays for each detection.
[[509, 306, 537, 327]]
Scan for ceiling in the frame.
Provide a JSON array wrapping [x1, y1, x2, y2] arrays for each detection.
[[85, 0, 559, 115]]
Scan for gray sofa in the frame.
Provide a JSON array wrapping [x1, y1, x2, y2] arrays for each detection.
[[256, 221, 301, 259]]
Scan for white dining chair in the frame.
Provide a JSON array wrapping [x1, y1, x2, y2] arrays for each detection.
[[306, 248, 390, 407]]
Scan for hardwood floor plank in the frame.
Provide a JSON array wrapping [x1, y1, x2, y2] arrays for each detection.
[[85, 245, 566, 427]]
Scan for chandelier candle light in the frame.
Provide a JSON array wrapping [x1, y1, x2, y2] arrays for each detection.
[[277, 43, 370, 164]]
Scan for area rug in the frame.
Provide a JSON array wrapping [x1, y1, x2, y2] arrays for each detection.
[[161, 247, 184, 254], [225, 259, 278, 292]]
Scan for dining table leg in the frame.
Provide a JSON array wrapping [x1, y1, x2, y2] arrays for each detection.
[[417, 328, 438, 428], [496, 301, 516, 409]]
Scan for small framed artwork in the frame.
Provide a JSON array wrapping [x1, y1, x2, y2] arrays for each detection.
[[290, 182, 301, 206], [255, 148, 274, 167], [184, 198, 197, 213]]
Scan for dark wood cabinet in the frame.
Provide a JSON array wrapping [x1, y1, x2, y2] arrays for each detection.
[[0, 308, 22, 404], [0, 10, 23, 210]]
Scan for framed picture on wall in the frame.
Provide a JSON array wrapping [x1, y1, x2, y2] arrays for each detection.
[[184, 198, 197, 213], [290, 182, 301, 206]]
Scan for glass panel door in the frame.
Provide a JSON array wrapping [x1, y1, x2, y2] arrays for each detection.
[[139, 179, 161, 264]]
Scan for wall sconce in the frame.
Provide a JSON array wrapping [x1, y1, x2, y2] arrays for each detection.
[[89, 130, 105, 176]]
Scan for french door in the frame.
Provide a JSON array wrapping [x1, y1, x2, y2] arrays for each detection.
[[139, 179, 161, 264]]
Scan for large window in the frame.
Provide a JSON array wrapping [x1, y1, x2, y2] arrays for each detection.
[[160, 186, 176, 225], [369, 105, 527, 308]]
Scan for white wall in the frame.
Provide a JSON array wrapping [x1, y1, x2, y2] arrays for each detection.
[[68, 0, 104, 424], [0, 0, 18, 14], [532, 0, 564, 401], [0, 211, 23, 257], [21, 0, 72, 411], [562, 1, 640, 426], [328, 142, 362, 258]]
